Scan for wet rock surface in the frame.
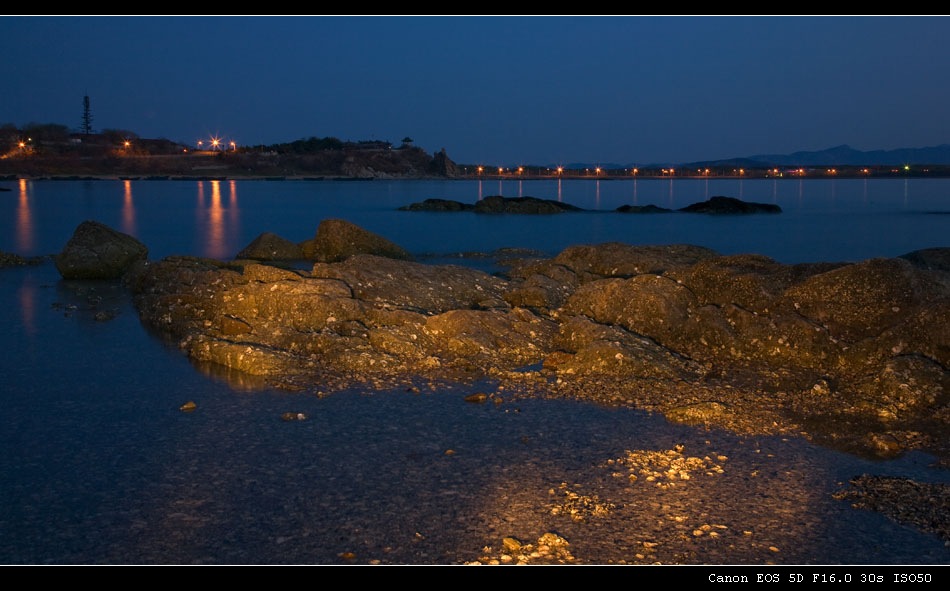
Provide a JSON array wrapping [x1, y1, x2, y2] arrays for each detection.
[[128, 233, 949, 464], [57, 219, 950, 562]]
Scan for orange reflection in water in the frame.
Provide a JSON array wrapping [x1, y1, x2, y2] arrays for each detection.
[[122, 180, 137, 236], [197, 180, 239, 260], [228, 180, 239, 227], [208, 181, 225, 259], [18, 275, 36, 337], [17, 179, 33, 253]]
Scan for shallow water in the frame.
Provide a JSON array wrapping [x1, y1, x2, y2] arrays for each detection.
[[1, 178, 948, 565]]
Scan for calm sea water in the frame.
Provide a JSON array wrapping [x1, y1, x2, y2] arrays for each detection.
[[2, 176, 948, 263], [1, 177, 948, 565]]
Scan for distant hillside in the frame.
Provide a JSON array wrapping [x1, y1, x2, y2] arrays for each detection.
[[560, 144, 950, 171], [688, 144, 950, 168]]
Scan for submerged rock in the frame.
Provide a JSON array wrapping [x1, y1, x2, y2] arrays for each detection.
[[615, 204, 673, 213], [0, 250, 43, 267], [399, 198, 474, 212], [472, 195, 584, 213], [678, 195, 782, 214], [400, 195, 584, 213], [403, 195, 781, 215]]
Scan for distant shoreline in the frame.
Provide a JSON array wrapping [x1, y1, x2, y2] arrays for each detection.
[[4, 171, 949, 182]]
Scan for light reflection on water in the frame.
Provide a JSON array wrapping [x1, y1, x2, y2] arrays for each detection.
[[3, 178, 949, 265], [121, 180, 136, 237], [16, 179, 32, 253]]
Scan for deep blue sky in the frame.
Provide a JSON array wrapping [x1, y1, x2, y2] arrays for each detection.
[[2, 15, 949, 166]]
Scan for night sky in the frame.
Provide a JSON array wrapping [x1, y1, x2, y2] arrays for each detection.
[[2, 15, 949, 166]]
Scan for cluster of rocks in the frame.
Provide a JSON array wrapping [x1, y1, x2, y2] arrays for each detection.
[[400, 194, 782, 214], [0, 250, 44, 267], [47, 215, 949, 467]]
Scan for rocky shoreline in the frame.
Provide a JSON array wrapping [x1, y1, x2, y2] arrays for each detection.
[[7, 211, 949, 562], [39, 214, 950, 464]]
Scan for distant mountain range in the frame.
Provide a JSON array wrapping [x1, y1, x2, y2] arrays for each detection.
[[563, 144, 950, 170]]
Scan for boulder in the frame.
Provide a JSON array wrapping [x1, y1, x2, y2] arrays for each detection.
[[55, 220, 148, 279], [236, 231, 304, 261], [300, 218, 412, 262]]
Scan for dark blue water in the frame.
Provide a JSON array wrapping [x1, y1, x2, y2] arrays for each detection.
[[3, 177, 948, 263], [1, 178, 948, 565]]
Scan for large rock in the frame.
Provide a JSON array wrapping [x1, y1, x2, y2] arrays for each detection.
[[129, 228, 950, 462], [236, 231, 304, 261], [55, 220, 148, 279], [300, 218, 412, 262]]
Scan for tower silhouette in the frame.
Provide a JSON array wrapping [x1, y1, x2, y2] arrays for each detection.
[[81, 95, 94, 135]]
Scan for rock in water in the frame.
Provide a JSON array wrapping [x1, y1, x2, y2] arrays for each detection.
[[236, 231, 304, 261], [55, 220, 148, 280], [679, 195, 782, 214], [301, 218, 412, 262]]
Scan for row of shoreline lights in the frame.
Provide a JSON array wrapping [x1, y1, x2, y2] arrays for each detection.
[[469, 166, 899, 177], [196, 135, 237, 152]]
